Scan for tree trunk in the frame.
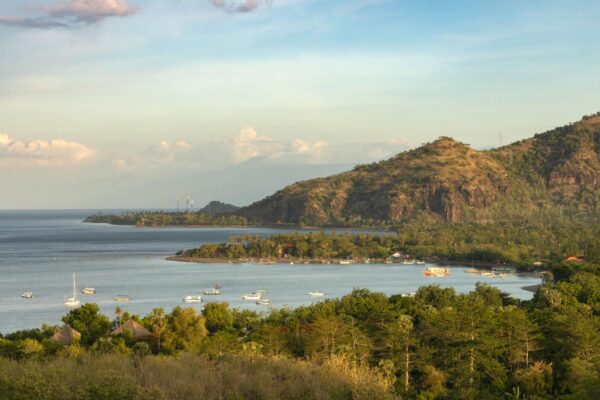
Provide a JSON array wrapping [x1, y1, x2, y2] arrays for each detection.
[[405, 344, 410, 391]]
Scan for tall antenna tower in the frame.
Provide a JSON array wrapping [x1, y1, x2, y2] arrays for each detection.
[[185, 193, 191, 212]]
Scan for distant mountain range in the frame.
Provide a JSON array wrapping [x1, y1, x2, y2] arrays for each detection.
[[237, 113, 600, 226]]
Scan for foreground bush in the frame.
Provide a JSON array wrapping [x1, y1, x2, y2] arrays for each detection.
[[0, 353, 395, 400]]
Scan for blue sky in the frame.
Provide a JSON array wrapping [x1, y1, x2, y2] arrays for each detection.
[[1, 0, 600, 209]]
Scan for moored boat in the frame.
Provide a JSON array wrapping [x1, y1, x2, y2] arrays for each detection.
[[308, 291, 325, 298], [203, 285, 221, 295], [21, 292, 33, 299], [113, 295, 131, 302], [424, 267, 449, 277], [256, 299, 271, 305], [81, 287, 96, 295], [183, 295, 202, 303], [242, 293, 262, 301], [64, 273, 80, 307]]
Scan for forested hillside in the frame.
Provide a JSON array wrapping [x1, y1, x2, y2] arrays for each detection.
[[239, 113, 600, 226]]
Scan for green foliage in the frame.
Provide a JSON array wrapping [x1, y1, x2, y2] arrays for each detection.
[[84, 211, 249, 227], [1, 265, 600, 399], [61, 304, 111, 346]]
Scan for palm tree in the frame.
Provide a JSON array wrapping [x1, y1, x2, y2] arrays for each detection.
[[114, 306, 123, 326]]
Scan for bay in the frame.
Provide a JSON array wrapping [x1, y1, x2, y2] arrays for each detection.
[[0, 210, 541, 333]]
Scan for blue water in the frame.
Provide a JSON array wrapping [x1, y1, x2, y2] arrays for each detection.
[[0, 210, 541, 333]]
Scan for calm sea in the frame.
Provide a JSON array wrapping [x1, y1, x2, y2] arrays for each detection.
[[0, 210, 541, 333]]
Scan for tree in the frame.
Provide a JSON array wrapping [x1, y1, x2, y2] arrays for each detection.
[[203, 302, 234, 333], [162, 306, 208, 354], [62, 303, 111, 346]]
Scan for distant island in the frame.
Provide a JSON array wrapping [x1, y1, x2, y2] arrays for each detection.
[[84, 201, 249, 227]]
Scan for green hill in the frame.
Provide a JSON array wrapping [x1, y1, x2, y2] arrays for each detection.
[[239, 113, 600, 226]]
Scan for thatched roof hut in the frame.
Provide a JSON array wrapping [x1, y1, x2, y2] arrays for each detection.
[[111, 319, 152, 339], [50, 325, 81, 345]]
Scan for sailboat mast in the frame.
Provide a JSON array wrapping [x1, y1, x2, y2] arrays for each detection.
[[72, 273, 77, 299]]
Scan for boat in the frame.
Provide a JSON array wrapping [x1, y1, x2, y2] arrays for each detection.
[[465, 268, 481, 274], [339, 260, 351, 265], [423, 267, 449, 277], [253, 289, 268, 295], [242, 293, 262, 301], [416, 260, 425, 265], [308, 291, 325, 298], [113, 295, 131, 302], [64, 273, 80, 307], [21, 292, 33, 299], [403, 259, 416, 265], [81, 287, 96, 295], [203, 285, 221, 295], [256, 299, 271, 305], [183, 295, 202, 303]]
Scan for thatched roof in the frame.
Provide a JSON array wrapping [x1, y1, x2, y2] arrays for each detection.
[[111, 319, 151, 338], [50, 325, 81, 345]]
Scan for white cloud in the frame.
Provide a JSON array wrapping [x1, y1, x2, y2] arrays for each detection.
[[111, 127, 410, 173], [0, 0, 136, 29], [0, 133, 97, 166], [210, 0, 273, 14], [47, 0, 136, 24], [232, 127, 274, 163]]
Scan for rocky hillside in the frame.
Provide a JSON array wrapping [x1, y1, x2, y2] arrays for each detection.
[[239, 113, 600, 226]]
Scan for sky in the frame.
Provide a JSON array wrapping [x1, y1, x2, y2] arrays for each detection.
[[1, 0, 600, 209]]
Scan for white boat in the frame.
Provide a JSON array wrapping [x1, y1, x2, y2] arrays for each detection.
[[64, 273, 80, 307], [339, 260, 351, 265], [253, 289, 268, 295], [113, 295, 131, 302], [204, 285, 221, 295], [416, 260, 425, 265], [308, 291, 325, 298], [424, 267, 449, 277], [242, 293, 262, 301], [183, 295, 202, 303], [21, 292, 33, 299], [256, 299, 271, 305], [81, 287, 96, 295], [402, 259, 416, 265]]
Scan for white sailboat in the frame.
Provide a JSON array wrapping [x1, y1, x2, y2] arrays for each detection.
[[64, 273, 80, 307]]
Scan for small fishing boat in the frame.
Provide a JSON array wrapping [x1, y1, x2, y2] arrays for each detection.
[[339, 260, 351, 265], [242, 293, 262, 301], [416, 260, 425, 265], [21, 292, 33, 299], [113, 295, 131, 302], [203, 285, 221, 295], [183, 295, 202, 303], [81, 287, 96, 295], [256, 299, 271, 306], [424, 267, 449, 277], [64, 273, 80, 307], [402, 259, 416, 265], [253, 289, 268, 295], [308, 291, 325, 298]]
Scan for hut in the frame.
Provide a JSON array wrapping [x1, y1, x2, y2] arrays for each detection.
[[50, 325, 81, 345], [111, 319, 152, 339]]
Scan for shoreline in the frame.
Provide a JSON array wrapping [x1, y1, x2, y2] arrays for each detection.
[[83, 220, 392, 231]]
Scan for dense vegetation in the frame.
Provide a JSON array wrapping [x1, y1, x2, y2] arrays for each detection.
[[1, 263, 599, 399], [85, 211, 249, 227], [179, 225, 600, 269], [238, 113, 600, 226]]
